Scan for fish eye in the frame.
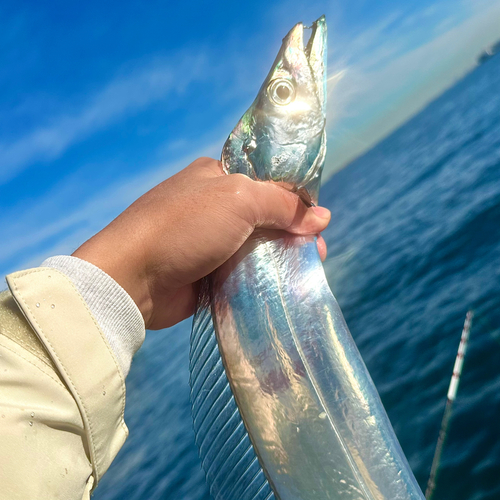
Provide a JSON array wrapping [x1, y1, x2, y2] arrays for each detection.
[[268, 79, 295, 106]]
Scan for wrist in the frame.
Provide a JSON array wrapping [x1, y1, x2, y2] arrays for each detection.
[[72, 234, 154, 328], [41, 255, 146, 376]]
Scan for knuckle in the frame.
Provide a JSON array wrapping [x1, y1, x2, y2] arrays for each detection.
[[196, 156, 217, 164], [225, 174, 258, 223], [226, 174, 252, 198], [276, 187, 298, 217], [190, 157, 223, 175]]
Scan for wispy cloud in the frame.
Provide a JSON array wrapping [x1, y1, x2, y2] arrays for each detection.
[[324, 0, 500, 175], [0, 53, 207, 185], [0, 138, 221, 279], [3, 0, 500, 279]]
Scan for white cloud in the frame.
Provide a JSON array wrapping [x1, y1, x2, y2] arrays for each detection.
[[0, 53, 207, 185]]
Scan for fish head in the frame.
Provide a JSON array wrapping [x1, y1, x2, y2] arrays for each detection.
[[222, 16, 327, 205]]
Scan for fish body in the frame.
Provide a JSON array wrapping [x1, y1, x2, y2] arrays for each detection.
[[190, 16, 425, 500]]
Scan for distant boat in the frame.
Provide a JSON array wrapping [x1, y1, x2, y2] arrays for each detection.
[[477, 40, 500, 65]]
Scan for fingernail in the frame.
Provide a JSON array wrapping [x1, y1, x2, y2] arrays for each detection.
[[312, 206, 330, 219]]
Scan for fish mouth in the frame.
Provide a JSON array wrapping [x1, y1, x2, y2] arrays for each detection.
[[305, 15, 327, 114], [278, 16, 327, 202], [284, 15, 327, 114]]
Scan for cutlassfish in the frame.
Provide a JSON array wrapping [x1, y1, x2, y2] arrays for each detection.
[[189, 16, 425, 500]]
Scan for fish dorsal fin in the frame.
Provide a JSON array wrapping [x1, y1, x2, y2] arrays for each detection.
[[190, 281, 275, 500]]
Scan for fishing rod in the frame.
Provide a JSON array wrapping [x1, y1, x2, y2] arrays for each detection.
[[425, 310, 474, 500]]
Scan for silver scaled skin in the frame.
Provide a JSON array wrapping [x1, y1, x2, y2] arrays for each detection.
[[190, 16, 426, 500]]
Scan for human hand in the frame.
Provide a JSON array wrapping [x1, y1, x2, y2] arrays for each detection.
[[73, 157, 331, 330]]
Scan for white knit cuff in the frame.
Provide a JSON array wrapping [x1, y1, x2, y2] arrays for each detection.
[[41, 255, 145, 377]]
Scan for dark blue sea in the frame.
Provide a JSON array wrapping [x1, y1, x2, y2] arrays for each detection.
[[95, 55, 500, 500]]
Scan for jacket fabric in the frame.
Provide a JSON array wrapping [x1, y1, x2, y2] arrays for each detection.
[[0, 268, 129, 500]]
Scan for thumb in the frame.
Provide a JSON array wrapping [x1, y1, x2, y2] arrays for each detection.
[[246, 180, 331, 235]]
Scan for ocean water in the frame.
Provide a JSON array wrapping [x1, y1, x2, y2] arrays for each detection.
[[95, 55, 500, 500]]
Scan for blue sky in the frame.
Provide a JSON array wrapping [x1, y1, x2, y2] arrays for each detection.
[[1, 0, 500, 279]]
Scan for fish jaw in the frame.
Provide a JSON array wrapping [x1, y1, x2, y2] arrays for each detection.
[[222, 16, 327, 205], [305, 15, 327, 116]]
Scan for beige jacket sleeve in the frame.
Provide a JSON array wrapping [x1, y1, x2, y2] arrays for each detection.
[[0, 268, 129, 500]]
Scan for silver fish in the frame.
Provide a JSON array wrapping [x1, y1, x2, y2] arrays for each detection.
[[190, 16, 425, 500]]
